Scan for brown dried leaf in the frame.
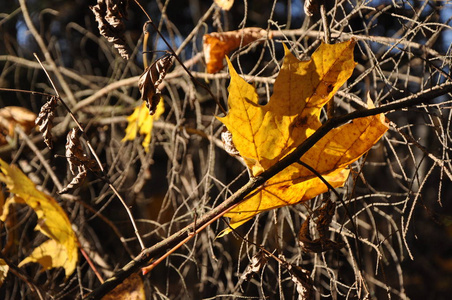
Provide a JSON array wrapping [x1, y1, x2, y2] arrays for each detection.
[[138, 55, 173, 115], [304, 0, 319, 16], [298, 199, 345, 253], [240, 249, 269, 281], [59, 166, 87, 194], [90, 0, 130, 59], [65, 128, 86, 175], [102, 273, 145, 300], [35, 96, 58, 149], [203, 27, 270, 73], [221, 127, 240, 157], [287, 264, 313, 299], [316, 198, 336, 240]]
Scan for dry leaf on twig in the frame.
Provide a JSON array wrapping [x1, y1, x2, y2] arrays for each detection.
[[287, 264, 313, 299], [62, 129, 97, 194], [138, 54, 173, 115], [298, 199, 345, 253], [59, 165, 87, 194], [35, 96, 58, 149], [90, 0, 131, 59], [65, 128, 86, 175], [240, 250, 269, 281]]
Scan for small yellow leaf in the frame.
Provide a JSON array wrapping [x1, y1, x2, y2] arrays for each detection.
[[122, 101, 164, 152], [102, 273, 145, 300], [218, 40, 389, 233], [214, 0, 234, 10], [0, 159, 78, 278], [0, 259, 9, 287]]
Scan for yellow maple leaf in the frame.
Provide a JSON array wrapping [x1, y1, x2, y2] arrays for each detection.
[[218, 40, 389, 232], [122, 100, 164, 152], [0, 159, 78, 278]]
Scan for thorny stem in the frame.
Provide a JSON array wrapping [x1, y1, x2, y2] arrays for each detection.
[[33, 54, 146, 250], [85, 82, 452, 299], [133, 0, 228, 115]]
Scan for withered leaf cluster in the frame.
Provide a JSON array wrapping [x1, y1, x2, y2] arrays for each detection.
[[90, 0, 131, 60], [138, 55, 174, 115], [298, 198, 346, 253], [35, 96, 58, 149]]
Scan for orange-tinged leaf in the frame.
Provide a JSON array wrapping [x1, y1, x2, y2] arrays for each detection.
[[0, 159, 78, 278], [203, 28, 269, 73], [0, 106, 37, 145], [218, 40, 389, 233], [122, 100, 164, 152], [102, 273, 145, 300]]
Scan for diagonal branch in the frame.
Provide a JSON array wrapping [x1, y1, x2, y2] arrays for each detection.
[[84, 81, 452, 299]]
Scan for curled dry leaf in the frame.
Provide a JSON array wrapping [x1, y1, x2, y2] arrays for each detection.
[[59, 165, 87, 194], [65, 128, 86, 175], [64, 128, 97, 193], [138, 54, 173, 115], [35, 96, 58, 149], [304, 0, 319, 16], [298, 199, 345, 253], [90, 0, 131, 59], [203, 27, 270, 73], [287, 264, 313, 299], [102, 273, 145, 300], [214, 0, 234, 10], [221, 127, 240, 157], [0, 106, 37, 145], [240, 249, 269, 281]]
